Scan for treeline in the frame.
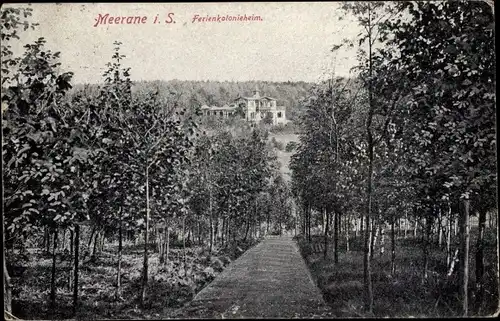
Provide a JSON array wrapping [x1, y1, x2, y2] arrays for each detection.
[[2, 7, 294, 317], [71, 79, 314, 121], [291, 1, 496, 317]]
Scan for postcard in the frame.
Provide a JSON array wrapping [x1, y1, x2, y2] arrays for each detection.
[[1, 2, 497, 319]]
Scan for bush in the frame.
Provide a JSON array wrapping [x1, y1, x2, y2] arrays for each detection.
[[285, 141, 298, 152], [269, 121, 298, 134], [271, 137, 285, 151]]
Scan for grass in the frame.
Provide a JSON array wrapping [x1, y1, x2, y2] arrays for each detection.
[[8, 238, 261, 320], [296, 229, 499, 317], [268, 132, 299, 181]]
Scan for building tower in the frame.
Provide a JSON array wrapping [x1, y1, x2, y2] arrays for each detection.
[[253, 86, 260, 99]]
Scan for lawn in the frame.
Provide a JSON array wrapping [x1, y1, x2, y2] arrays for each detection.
[[296, 229, 498, 317], [8, 238, 261, 320], [268, 132, 299, 181]]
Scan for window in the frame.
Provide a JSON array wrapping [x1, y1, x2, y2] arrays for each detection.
[[219, 111, 224, 117], [251, 112, 255, 119], [277, 112, 282, 118]]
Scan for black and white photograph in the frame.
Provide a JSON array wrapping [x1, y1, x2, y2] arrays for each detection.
[[1, 1, 497, 319]]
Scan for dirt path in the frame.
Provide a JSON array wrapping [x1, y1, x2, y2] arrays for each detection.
[[176, 236, 331, 318]]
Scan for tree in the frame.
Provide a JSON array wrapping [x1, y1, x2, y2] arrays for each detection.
[[2, 34, 77, 314], [389, 1, 496, 315]]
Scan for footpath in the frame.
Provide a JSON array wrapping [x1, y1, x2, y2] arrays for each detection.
[[177, 235, 331, 318]]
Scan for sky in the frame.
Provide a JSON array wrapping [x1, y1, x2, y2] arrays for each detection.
[[4, 2, 361, 84]]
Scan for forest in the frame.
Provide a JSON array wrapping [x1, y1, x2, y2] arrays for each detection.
[[2, 7, 295, 319], [290, 1, 497, 317], [71, 79, 313, 122]]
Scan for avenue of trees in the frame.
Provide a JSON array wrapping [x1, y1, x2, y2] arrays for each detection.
[[2, 6, 293, 317], [291, 1, 497, 316]]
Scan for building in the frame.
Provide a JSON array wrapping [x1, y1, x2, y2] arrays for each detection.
[[201, 87, 287, 125]]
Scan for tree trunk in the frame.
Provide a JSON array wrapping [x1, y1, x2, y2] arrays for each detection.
[[50, 228, 58, 314], [363, 18, 375, 304], [379, 222, 386, 256], [448, 248, 459, 277], [438, 207, 443, 247], [334, 210, 339, 264], [422, 215, 432, 283], [323, 208, 329, 259], [279, 211, 283, 236], [197, 220, 201, 246], [87, 226, 95, 253], [216, 216, 221, 245], [396, 217, 401, 239], [446, 203, 453, 268], [346, 215, 350, 252], [99, 231, 105, 254], [4, 207, 12, 313], [209, 215, 213, 256], [183, 216, 187, 264], [141, 167, 150, 306], [321, 209, 325, 236], [363, 213, 373, 313], [353, 217, 357, 240], [267, 211, 271, 235], [166, 227, 170, 266], [496, 210, 500, 315], [258, 210, 262, 239], [221, 217, 225, 246], [404, 209, 408, 239], [359, 215, 363, 240], [232, 217, 236, 243], [475, 206, 486, 313], [226, 217, 230, 244], [68, 228, 74, 291], [154, 227, 160, 253], [337, 211, 342, 236], [73, 224, 80, 315], [61, 228, 67, 252], [307, 205, 312, 243], [370, 218, 378, 260], [91, 230, 99, 260], [159, 228, 164, 264], [391, 217, 396, 275], [43, 227, 49, 253], [116, 208, 123, 300], [302, 205, 306, 236], [244, 217, 250, 242], [459, 198, 470, 316]]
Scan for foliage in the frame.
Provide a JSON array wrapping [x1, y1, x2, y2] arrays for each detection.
[[71, 79, 313, 121], [291, 1, 496, 316]]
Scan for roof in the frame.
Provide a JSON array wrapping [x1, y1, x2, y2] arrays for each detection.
[[202, 105, 236, 111], [234, 96, 276, 101], [277, 105, 286, 111]]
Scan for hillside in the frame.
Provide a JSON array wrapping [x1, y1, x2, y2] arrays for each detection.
[[71, 80, 314, 121]]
